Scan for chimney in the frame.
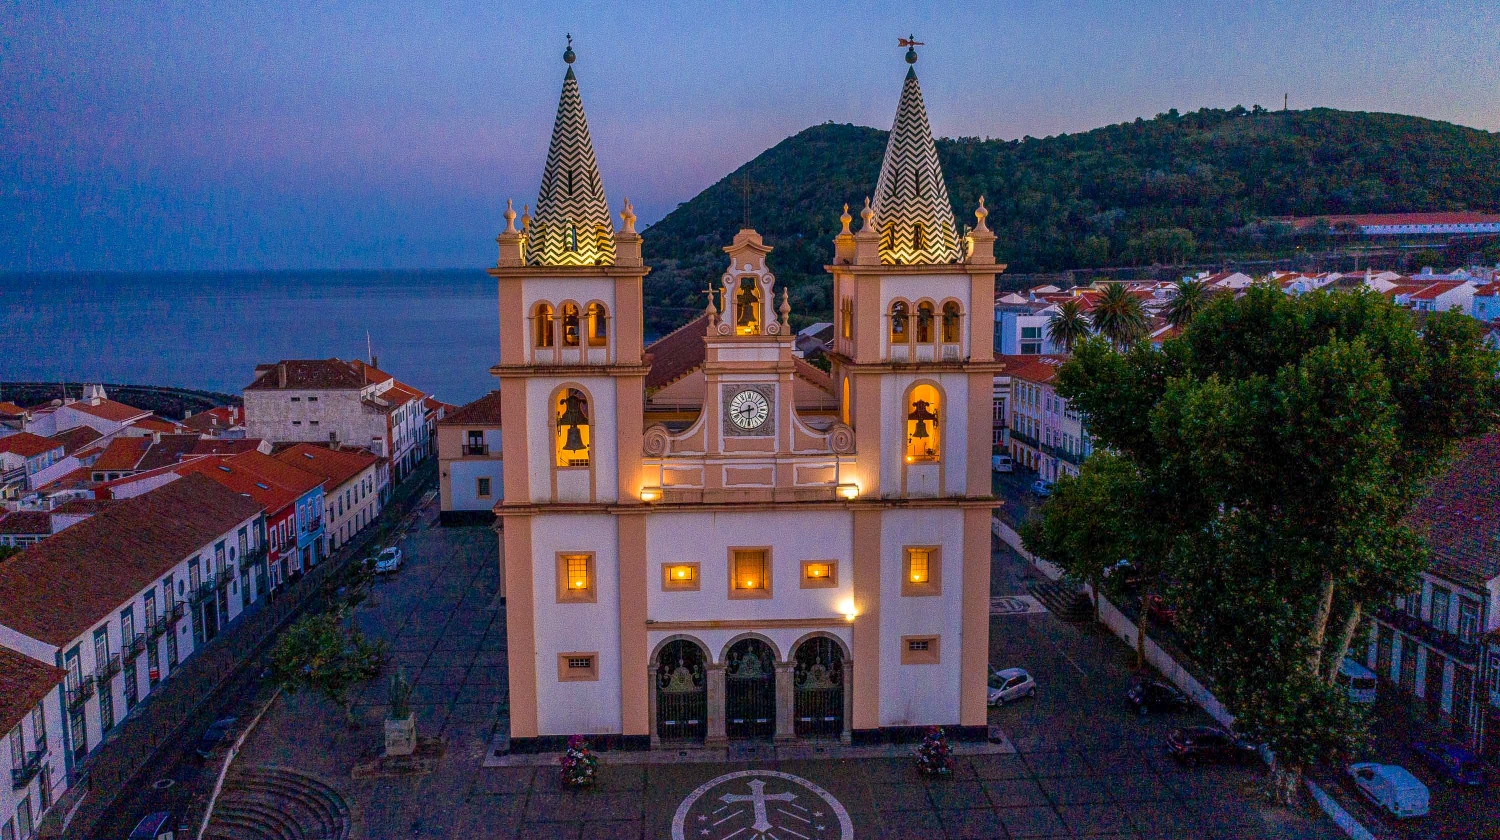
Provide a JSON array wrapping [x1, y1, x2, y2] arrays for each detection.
[[278, 362, 287, 388]]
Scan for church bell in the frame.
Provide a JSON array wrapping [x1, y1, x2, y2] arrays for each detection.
[[907, 399, 937, 441], [559, 392, 589, 452], [735, 284, 758, 329]]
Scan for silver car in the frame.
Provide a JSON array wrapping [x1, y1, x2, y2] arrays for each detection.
[[988, 667, 1037, 706]]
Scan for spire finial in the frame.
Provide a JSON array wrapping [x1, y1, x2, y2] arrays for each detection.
[[839, 203, 852, 235], [563, 33, 575, 65], [620, 198, 637, 235], [504, 199, 517, 234], [974, 195, 990, 233], [860, 196, 874, 229], [899, 34, 923, 65]]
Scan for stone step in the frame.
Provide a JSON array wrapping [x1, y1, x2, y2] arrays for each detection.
[[219, 783, 339, 837], [210, 766, 351, 840], [209, 811, 300, 840], [1028, 581, 1094, 622], [212, 800, 307, 840]]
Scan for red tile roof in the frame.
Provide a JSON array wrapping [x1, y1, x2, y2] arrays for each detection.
[[998, 354, 1069, 384], [439, 391, 505, 426], [273, 444, 377, 492], [0, 402, 25, 416], [1476, 282, 1499, 298], [0, 473, 263, 647], [68, 398, 150, 423], [1407, 281, 1466, 301], [0, 647, 64, 735], [182, 405, 244, 433], [246, 359, 365, 391], [50, 498, 118, 516], [33, 466, 94, 494], [175, 451, 323, 515], [131, 417, 190, 435], [1406, 431, 1500, 586], [136, 435, 207, 471], [48, 426, 102, 455], [1283, 212, 1500, 229], [0, 432, 63, 459], [0, 511, 50, 536], [91, 437, 152, 472], [645, 314, 711, 390], [190, 439, 265, 456]]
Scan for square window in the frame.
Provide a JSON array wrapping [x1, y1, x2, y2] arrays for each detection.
[[476, 477, 491, 498], [902, 546, 942, 596], [661, 562, 700, 591], [728, 547, 772, 599], [800, 560, 837, 589], [557, 652, 598, 682], [901, 635, 941, 665], [555, 553, 596, 603]]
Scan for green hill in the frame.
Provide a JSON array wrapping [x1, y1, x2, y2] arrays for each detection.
[[641, 107, 1500, 335]]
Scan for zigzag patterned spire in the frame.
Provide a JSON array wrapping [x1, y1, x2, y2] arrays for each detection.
[[870, 65, 960, 265], [525, 62, 616, 266]]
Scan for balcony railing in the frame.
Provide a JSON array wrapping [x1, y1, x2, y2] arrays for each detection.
[[124, 632, 147, 657], [190, 581, 215, 605], [245, 545, 268, 565], [215, 569, 233, 591], [1043, 442, 1085, 467], [10, 750, 42, 790], [168, 599, 187, 623], [461, 444, 489, 456], [1010, 429, 1040, 449], [97, 654, 121, 680], [147, 616, 167, 640], [1375, 604, 1480, 663], [306, 516, 323, 531], [65, 676, 95, 710]]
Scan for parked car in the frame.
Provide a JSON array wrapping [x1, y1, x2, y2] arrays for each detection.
[[1410, 741, 1485, 786], [1029, 479, 1054, 497], [1335, 658, 1378, 705], [1127, 679, 1190, 715], [128, 812, 178, 840], [1348, 763, 1430, 818], [992, 454, 1014, 473], [1143, 594, 1177, 626], [988, 667, 1037, 706], [374, 546, 403, 574], [194, 716, 238, 759], [1165, 726, 1257, 766]]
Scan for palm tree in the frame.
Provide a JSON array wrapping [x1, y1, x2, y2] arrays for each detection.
[[1046, 299, 1091, 352], [1164, 278, 1209, 329], [1089, 283, 1148, 350]]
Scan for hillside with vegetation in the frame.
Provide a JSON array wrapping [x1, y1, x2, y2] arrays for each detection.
[[641, 107, 1500, 335]]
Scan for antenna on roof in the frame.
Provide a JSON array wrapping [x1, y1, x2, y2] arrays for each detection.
[[1283, 92, 1288, 112]]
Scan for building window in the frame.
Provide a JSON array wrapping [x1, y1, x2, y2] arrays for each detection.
[[560, 303, 581, 347], [554, 388, 590, 468], [901, 635, 941, 665], [1430, 586, 1449, 631], [915, 301, 934, 343], [476, 477, 491, 498], [941, 302, 961, 343], [890, 301, 908, 343], [728, 547, 772, 599], [557, 652, 599, 682], [911, 222, 926, 252], [905, 384, 941, 463], [1457, 598, 1480, 644], [800, 560, 837, 589], [555, 553, 595, 603], [586, 303, 608, 347], [1021, 326, 1041, 340], [661, 562, 700, 591], [903, 546, 942, 596]]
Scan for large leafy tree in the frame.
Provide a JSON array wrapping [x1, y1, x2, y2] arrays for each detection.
[[1043, 286, 1498, 803], [1046, 299, 1091, 352], [270, 611, 385, 726], [1163, 278, 1210, 329], [1088, 284, 1148, 350]]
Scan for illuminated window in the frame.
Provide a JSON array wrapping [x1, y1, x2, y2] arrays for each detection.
[[915, 302, 934, 343], [586, 303, 608, 347], [662, 562, 700, 592], [905, 384, 941, 463], [734, 278, 762, 335], [941, 302, 961, 343], [554, 388, 590, 467], [533, 303, 554, 348], [800, 560, 837, 589], [728, 548, 771, 599], [890, 301, 909, 343], [557, 652, 598, 681], [901, 635, 941, 665], [560, 303, 581, 347], [903, 546, 941, 596], [555, 552, 595, 603]]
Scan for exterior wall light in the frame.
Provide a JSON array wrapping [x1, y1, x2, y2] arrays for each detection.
[[836, 482, 859, 500], [639, 486, 662, 502]]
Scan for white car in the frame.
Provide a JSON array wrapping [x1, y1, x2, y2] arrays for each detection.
[[988, 667, 1036, 706], [991, 454, 1014, 473], [1348, 762, 1429, 819], [373, 546, 403, 574]]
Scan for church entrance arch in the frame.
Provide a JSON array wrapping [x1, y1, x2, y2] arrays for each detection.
[[724, 638, 777, 740], [654, 638, 708, 742], [792, 636, 845, 738]]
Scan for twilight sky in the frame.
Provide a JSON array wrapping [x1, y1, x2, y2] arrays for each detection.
[[3, 0, 1497, 272]]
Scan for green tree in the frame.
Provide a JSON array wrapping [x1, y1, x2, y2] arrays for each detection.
[[1163, 278, 1209, 329], [269, 612, 385, 726], [1136, 227, 1197, 265], [1046, 299, 1092, 352], [1049, 287, 1499, 803], [1088, 284, 1148, 350]]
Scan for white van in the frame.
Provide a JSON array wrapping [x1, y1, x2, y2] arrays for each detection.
[[992, 454, 1014, 473], [1336, 658, 1378, 705], [1348, 763, 1429, 819]]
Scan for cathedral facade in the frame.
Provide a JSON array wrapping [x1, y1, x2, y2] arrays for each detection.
[[491, 42, 1001, 751]]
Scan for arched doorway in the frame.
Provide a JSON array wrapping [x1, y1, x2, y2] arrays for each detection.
[[724, 638, 777, 740], [792, 636, 845, 738], [654, 639, 708, 742]]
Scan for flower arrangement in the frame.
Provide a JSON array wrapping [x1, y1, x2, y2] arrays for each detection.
[[914, 726, 954, 776], [560, 734, 598, 788]]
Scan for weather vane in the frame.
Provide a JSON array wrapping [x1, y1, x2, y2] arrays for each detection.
[[899, 33, 923, 64]]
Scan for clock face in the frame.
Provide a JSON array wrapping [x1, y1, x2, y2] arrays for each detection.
[[728, 389, 771, 430]]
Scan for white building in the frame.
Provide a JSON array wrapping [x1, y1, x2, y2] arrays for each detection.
[[0, 474, 266, 772], [0, 434, 67, 500], [1, 648, 66, 840], [437, 392, 505, 525], [492, 46, 996, 752], [1001, 355, 1092, 481], [20, 386, 151, 439]]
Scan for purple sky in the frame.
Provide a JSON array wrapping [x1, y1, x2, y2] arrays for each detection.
[[3, 0, 1497, 272]]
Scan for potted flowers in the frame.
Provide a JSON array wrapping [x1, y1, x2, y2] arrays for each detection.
[[560, 734, 598, 788], [914, 726, 954, 776]]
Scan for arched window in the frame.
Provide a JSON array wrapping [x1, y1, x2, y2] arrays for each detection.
[[889, 301, 908, 344], [586, 303, 608, 347], [915, 302, 934, 343], [912, 223, 926, 253], [905, 384, 941, 463], [555, 388, 590, 467], [560, 303, 581, 347], [941, 302, 961, 343], [533, 303, 555, 348], [734, 278, 761, 335]]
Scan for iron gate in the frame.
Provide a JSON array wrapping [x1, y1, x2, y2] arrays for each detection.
[[655, 640, 707, 741], [793, 637, 844, 738], [725, 639, 776, 739]]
